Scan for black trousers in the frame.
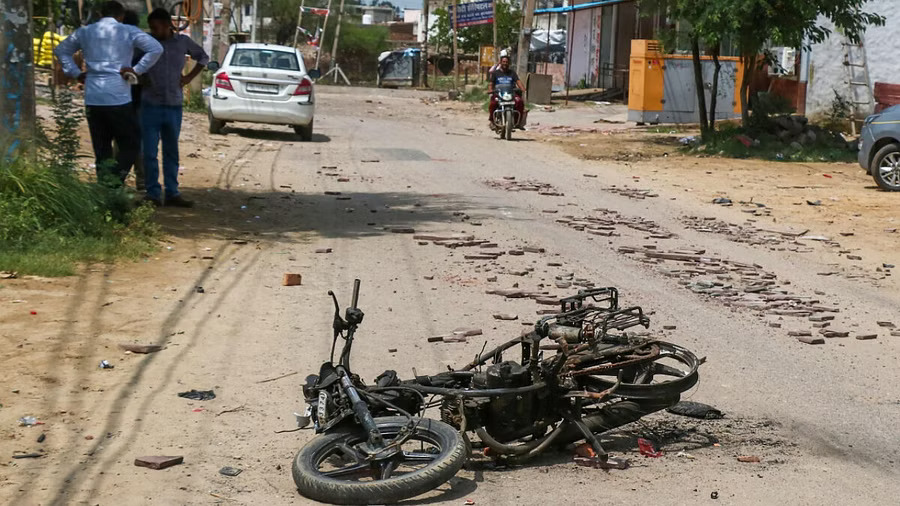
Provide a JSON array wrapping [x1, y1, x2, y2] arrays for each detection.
[[86, 104, 140, 185]]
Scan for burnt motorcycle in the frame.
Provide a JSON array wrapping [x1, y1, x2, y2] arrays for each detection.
[[292, 280, 701, 504]]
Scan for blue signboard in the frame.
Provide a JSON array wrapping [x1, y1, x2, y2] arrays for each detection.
[[447, 0, 494, 28]]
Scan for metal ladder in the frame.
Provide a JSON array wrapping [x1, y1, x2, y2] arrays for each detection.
[[842, 34, 874, 136]]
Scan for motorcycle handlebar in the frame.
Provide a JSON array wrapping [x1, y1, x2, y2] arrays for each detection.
[[350, 279, 361, 309]]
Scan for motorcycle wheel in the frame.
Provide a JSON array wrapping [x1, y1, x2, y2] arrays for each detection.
[[504, 110, 514, 141], [293, 416, 466, 505]]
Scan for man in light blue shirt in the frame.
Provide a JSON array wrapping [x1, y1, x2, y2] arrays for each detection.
[[55, 1, 162, 185]]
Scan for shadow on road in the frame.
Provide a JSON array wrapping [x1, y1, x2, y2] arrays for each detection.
[[219, 127, 331, 143], [159, 187, 497, 242]]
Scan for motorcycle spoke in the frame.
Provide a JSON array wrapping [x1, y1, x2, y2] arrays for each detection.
[[322, 463, 374, 479], [401, 451, 439, 463]]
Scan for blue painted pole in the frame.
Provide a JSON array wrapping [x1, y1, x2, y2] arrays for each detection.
[[1, 0, 36, 153]]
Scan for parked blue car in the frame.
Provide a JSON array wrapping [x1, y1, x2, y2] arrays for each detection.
[[858, 105, 900, 191]]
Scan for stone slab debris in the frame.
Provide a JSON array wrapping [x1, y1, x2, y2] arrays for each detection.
[[119, 343, 163, 354], [282, 274, 303, 286], [737, 455, 761, 463], [809, 315, 834, 322], [820, 330, 849, 338], [876, 321, 895, 328], [798, 336, 825, 345], [219, 466, 242, 476], [788, 331, 812, 337], [493, 313, 519, 321], [663, 325, 677, 330], [135, 456, 184, 470], [315, 248, 332, 254], [390, 227, 416, 234], [855, 334, 878, 340], [413, 234, 475, 242]]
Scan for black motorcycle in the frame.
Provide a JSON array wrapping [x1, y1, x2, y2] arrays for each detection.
[[292, 280, 701, 504], [492, 88, 522, 140]]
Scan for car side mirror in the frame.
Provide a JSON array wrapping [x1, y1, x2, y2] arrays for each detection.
[[308, 68, 321, 79], [207, 61, 220, 71]]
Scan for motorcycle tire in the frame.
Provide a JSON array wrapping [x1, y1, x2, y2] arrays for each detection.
[[504, 110, 514, 141], [293, 416, 466, 505]]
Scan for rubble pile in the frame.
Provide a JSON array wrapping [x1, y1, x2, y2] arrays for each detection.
[[556, 208, 675, 239], [616, 245, 841, 319], [604, 186, 659, 200], [484, 177, 563, 196], [768, 115, 847, 150], [683, 216, 798, 248]]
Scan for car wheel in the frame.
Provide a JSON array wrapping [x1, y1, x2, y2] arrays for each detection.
[[294, 120, 314, 142], [208, 110, 226, 135], [872, 142, 900, 191]]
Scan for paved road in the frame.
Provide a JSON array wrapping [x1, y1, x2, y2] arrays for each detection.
[[6, 86, 899, 505]]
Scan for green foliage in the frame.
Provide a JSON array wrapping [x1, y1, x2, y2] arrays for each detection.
[[49, 89, 83, 172], [183, 91, 207, 113], [683, 123, 856, 163], [338, 23, 390, 61], [431, 1, 522, 55], [0, 96, 159, 276]]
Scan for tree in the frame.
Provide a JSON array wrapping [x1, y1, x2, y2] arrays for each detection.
[[640, 0, 884, 133], [728, 0, 883, 128], [430, 0, 521, 55]]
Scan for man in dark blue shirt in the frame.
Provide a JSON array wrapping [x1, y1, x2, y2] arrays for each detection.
[[140, 8, 209, 207], [488, 56, 527, 130]]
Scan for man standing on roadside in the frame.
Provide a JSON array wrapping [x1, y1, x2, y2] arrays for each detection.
[[141, 8, 210, 207], [55, 1, 162, 185], [122, 10, 145, 192]]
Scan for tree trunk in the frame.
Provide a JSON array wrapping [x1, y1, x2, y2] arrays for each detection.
[[516, 0, 536, 77], [709, 43, 721, 131], [217, 0, 232, 64], [739, 53, 756, 128], [690, 35, 709, 140]]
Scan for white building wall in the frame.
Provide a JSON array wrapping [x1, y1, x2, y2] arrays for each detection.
[[807, 0, 900, 117]]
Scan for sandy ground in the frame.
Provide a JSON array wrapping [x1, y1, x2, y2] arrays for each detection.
[[1, 86, 899, 505]]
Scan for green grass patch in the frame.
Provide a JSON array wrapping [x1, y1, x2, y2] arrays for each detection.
[[0, 158, 160, 276], [684, 124, 857, 163], [1, 89, 160, 277]]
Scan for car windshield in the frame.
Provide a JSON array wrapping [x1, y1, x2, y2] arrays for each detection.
[[231, 49, 300, 71]]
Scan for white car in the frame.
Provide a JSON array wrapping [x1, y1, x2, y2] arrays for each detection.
[[208, 43, 320, 141]]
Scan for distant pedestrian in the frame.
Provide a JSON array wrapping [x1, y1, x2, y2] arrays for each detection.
[[55, 0, 162, 185], [122, 9, 145, 191], [140, 7, 210, 207]]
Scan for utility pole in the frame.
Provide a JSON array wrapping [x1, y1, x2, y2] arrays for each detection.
[[188, 2, 204, 99], [516, 0, 536, 76], [251, 0, 258, 42], [315, 0, 333, 70], [292, 0, 305, 47], [329, 0, 346, 80], [491, 0, 497, 64], [451, 0, 459, 91], [217, 0, 232, 63], [420, 0, 429, 87], [1, 0, 36, 150]]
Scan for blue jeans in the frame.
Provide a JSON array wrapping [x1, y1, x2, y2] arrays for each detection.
[[142, 104, 183, 199]]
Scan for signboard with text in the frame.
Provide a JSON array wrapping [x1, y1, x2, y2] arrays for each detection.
[[447, 0, 494, 28], [480, 46, 496, 68]]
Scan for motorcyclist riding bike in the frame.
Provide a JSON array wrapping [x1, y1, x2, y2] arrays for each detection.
[[489, 55, 527, 130]]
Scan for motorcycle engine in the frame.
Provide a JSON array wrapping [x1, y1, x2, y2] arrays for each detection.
[[472, 361, 536, 443]]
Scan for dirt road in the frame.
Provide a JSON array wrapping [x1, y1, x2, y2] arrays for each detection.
[[2, 86, 899, 505]]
